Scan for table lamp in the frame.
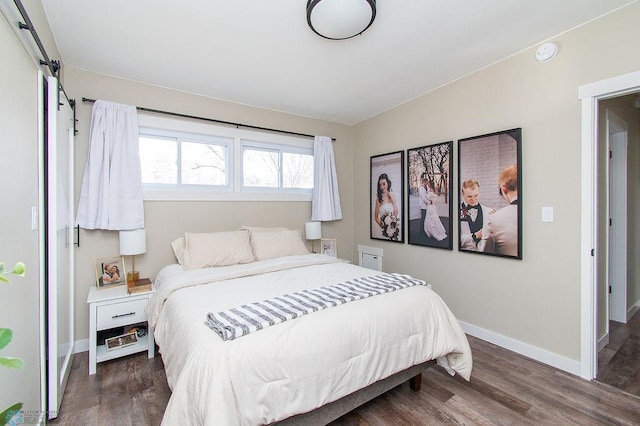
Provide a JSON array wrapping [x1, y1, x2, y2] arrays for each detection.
[[305, 221, 322, 253], [119, 228, 146, 282]]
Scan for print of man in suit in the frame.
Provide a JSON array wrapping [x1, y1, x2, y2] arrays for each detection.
[[485, 165, 519, 256], [459, 179, 493, 251]]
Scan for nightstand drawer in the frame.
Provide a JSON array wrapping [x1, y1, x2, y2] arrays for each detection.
[[96, 298, 148, 330]]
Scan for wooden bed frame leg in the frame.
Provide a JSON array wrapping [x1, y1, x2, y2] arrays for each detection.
[[409, 373, 422, 391]]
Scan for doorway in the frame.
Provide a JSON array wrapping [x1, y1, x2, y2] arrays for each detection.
[[594, 98, 640, 396], [579, 71, 640, 381]]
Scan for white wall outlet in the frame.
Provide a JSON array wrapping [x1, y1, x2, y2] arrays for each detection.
[[542, 206, 554, 223]]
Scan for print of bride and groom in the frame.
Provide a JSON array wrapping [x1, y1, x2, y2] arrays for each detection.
[[408, 172, 450, 248]]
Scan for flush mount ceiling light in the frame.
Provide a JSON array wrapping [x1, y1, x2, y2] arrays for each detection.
[[307, 0, 376, 40]]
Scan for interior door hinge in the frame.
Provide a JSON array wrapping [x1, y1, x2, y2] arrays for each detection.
[[609, 150, 612, 159], [609, 285, 612, 294], [591, 248, 595, 257]]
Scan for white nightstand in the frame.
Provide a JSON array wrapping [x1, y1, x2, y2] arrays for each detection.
[[87, 285, 155, 375]]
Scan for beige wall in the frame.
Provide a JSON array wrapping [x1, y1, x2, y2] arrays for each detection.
[[353, 2, 640, 361], [64, 68, 354, 341]]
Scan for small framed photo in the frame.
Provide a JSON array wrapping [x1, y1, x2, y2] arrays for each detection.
[[407, 141, 453, 250], [458, 128, 522, 259], [105, 332, 138, 352], [370, 151, 405, 243], [320, 238, 337, 257], [95, 256, 126, 288]]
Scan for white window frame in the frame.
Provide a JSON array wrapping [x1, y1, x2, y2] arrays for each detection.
[[138, 114, 313, 201], [240, 139, 314, 193], [139, 126, 233, 193]]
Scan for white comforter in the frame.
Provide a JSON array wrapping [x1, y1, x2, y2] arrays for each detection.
[[147, 254, 472, 425]]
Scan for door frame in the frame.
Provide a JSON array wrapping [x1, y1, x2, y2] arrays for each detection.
[[579, 70, 640, 380]]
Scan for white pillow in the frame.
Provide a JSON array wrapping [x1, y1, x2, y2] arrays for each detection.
[[250, 229, 310, 261], [171, 237, 186, 265], [182, 230, 255, 269]]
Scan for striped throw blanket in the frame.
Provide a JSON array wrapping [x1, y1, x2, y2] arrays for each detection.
[[205, 273, 427, 341]]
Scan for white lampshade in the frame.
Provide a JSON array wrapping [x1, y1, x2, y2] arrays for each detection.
[[307, 0, 376, 40], [119, 229, 147, 255], [305, 222, 322, 240]]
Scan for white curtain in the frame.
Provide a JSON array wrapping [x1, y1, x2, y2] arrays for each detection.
[[311, 136, 342, 221], [75, 100, 144, 230]]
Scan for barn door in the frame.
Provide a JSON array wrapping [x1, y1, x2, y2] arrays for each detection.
[[45, 75, 75, 419]]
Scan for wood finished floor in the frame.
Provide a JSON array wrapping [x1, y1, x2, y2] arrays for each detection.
[[597, 309, 640, 397], [51, 335, 640, 425]]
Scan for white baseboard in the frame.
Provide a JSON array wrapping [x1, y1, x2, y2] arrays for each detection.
[[627, 301, 640, 322], [75, 338, 88, 354], [597, 332, 610, 352], [460, 321, 582, 376]]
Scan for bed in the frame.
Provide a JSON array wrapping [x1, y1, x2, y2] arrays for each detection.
[[146, 228, 472, 425]]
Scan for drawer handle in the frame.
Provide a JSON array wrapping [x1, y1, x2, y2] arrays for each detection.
[[112, 312, 135, 319]]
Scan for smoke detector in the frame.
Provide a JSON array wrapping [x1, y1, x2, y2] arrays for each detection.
[[535, 42, 558, 63]]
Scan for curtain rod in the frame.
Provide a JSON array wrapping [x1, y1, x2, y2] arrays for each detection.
[[81, 98, 335, 142]]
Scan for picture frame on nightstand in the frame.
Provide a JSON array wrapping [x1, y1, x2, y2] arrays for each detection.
[[95, 256, 127, 288], [320, 238, 337, 257], [105, 332, 138, 352]]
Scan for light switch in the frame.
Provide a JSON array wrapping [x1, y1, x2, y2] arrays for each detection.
[[542, 207, 554, 223], [31, 206, 37, 230]]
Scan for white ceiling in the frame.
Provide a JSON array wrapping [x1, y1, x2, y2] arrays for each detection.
[[42, 0, 635, 125]]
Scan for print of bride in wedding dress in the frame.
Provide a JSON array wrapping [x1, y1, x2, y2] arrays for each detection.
[[422, 181, 447, 241], [373, 173, 400, 241]]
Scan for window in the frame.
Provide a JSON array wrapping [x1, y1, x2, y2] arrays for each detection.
[[241, 141, 313, 191], [243, 146, 279, 188], [137, 114, 313, 201], [139, 128, 232, 190]]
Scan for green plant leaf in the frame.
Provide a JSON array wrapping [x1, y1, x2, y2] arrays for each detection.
[[0, 262, 5, 274], [0, 357, 23, 369], [0, 402, 23, 425], [0, 328, 12, 350], [11, 262, 25, 277], [0, 275, 8, 283]]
